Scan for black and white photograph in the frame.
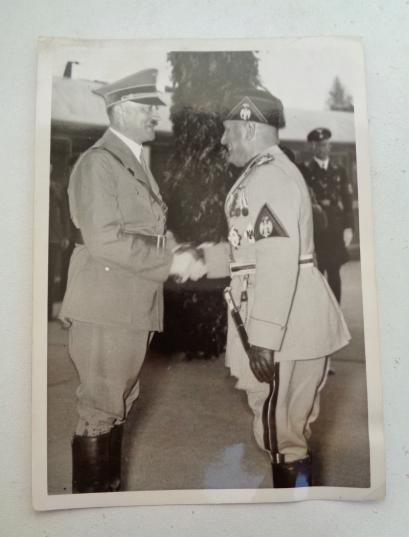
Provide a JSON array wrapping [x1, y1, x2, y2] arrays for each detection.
[[32, 37, 385, 510]]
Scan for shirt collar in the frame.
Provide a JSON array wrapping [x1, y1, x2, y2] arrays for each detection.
[[109, 127, 143, 163], [314, 156, 329, 170]]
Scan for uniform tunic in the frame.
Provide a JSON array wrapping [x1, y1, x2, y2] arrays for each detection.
[[60, 129, 171, 330], [59, 129, 172, 434], [206, 144, 351, 461], [305, 158, 354, 271]]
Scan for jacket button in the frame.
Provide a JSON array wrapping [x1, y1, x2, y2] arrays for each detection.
[[105, 266, 110, 272]]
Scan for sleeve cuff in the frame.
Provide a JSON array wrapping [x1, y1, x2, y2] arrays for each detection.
[[248, 317, 286, 351]]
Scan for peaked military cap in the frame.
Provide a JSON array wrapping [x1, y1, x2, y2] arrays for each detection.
[[307, 127, 332, 142], [93, 68, 166, 108], [225, 88, 285, 129]]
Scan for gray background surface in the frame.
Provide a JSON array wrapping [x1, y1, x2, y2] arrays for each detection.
[[1, 0, 408, 535]]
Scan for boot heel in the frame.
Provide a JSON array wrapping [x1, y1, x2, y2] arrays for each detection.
[[272, 455, 312, 488], [72, 432, 111, 493], [110, 424, 124, 492]]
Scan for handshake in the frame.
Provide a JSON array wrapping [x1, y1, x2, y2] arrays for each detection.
[[169, 243, 208, 283]]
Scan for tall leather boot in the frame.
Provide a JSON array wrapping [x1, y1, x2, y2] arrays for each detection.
[[72, 432, 111, 493], [109, 424, 124, 492], [272, 455, 312, 488]]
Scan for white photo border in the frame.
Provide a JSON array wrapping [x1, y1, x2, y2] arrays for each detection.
[[32, 36, 385, 510]]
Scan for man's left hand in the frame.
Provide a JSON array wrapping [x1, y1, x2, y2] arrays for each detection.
[[249, 345, 275, 383]]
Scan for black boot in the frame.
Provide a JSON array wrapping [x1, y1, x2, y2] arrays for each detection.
[[272, 455, 312, 488], [72, 432, 111, 493], [110, 424, 124, 492]]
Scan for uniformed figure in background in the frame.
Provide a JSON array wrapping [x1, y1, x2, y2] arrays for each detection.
[[304, 128, 355, 303], [48, 165, 71, 320], [59, 69, 206, 493], [205, 88, 351, 487]]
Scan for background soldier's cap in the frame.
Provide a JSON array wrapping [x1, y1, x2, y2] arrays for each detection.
[[225, 88, 285, 129], [93, 68, 166, 108], [307, 127, 332, 142]]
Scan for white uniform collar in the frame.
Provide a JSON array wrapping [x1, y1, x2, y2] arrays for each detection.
[[225, 144, 281, 212], [109, 127, 143, 163], [314, 156, 329, 170]]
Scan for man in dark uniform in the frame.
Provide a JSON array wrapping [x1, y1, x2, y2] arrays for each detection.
[[48, 166, 71, 319], [59, 69, 206, 493], [304, 128, 354, 303]]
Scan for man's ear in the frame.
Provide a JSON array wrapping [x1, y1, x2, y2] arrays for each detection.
[[245, 121, 256, 140]]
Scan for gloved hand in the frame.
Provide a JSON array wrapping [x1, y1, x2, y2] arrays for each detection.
[[249, 345, 275, 383]]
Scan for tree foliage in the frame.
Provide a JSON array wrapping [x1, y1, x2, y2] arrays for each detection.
[[158, 51, 260, 357], [163, 51, 260, 243], [327, 76, 354, 112]]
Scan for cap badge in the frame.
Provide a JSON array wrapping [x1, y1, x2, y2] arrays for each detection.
[[240, 103, 252, 121]]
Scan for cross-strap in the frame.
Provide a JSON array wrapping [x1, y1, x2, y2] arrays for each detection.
[[92, 146, 167, 214]]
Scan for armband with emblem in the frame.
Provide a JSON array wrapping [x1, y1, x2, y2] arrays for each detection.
[[254, 204, 289, 241]]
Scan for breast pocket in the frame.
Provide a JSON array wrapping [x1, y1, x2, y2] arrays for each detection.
[[117, 181, 153, 223]]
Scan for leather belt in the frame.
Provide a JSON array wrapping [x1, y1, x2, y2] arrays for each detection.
[[74, 228, 167, 250], [230, 255, 315, 276]]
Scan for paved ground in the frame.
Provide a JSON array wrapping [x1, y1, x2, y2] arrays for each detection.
[[47, 260, 370, 494]]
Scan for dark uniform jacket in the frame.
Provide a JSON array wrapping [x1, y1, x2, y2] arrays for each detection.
[[59, 129, 172, 330], [49, 180, 71, 245], [305, 159, 354, 267]]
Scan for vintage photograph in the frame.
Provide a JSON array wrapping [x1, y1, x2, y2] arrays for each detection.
[[32, 37, 384, 509]]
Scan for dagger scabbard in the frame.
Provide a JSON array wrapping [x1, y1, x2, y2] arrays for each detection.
[[223, 287, 251, 353]]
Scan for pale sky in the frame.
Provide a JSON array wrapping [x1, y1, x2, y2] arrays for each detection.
[[52, 39, 360, 111]]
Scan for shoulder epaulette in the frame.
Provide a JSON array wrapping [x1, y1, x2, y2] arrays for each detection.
[[254, 153, 275, 168], [91, 146, 125, 168]]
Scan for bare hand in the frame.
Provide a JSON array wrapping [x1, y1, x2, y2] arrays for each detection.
[[249, 345, 275, 383], [170, 249, 207, 283], [188, 258, 207, 281], [343, 227, 353, 247]]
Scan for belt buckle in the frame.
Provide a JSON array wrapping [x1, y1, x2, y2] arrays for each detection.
[[156, 235, 166, 250]]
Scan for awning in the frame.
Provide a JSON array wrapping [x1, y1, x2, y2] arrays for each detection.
[[52, 77, 355, 143]]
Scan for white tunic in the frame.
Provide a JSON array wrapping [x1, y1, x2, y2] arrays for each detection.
[[206, 144, 351, 389]]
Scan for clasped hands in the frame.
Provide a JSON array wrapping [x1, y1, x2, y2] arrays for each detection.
[[169, 243, 208, 283]]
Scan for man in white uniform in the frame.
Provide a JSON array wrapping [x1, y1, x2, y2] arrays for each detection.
[[205, 88, 351, 487]]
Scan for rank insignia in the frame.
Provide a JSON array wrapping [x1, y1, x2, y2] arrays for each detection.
[[228, 226, 242, 249], [254, 204, 289, 240], [239, 189, 249, 216], [227, 193, 239, 217], [246, 224, 255, 243]]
